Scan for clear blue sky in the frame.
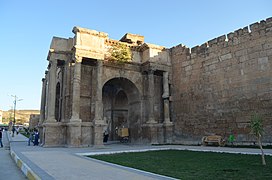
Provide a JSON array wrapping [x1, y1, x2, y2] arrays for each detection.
[[0, 0, 271, 111]]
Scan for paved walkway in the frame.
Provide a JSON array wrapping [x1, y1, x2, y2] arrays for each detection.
[[0, 131, 27, 179], [7, 133, 272, 180]]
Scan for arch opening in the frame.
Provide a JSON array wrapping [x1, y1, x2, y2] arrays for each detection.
[[102, 77, 142, 143]]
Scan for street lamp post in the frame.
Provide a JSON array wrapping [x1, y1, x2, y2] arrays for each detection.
[[11, 95, 23, 137]]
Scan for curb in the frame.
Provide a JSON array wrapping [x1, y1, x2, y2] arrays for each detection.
[[10, 148, 41, 180], [6, 131, 41, 180], [76, 147, 272, 156]]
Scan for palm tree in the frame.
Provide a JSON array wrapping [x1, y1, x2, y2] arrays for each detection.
[[250, 113, 266, 165]]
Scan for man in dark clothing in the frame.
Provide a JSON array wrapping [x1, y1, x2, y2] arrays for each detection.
[[0, 128, 3, 147], [33, 129, 39, 146]]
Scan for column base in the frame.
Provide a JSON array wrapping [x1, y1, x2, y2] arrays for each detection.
[[69, 117, 82, 123], [146, 118, 157, 124], [43, 122, 62, 147], [67, 122, 82, 147], [142, 123, 162, 144], [93, 121, 107, 146], [163, 122, 174, 144]]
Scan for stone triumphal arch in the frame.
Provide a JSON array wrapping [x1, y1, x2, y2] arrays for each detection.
[[39, 27, 173, 147]]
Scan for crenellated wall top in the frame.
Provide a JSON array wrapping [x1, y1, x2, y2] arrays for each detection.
[[171, 17, 272, 57]]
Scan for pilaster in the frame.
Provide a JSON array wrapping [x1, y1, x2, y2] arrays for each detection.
[[94, 60, 106, 146], [147, 70, 156, 123]]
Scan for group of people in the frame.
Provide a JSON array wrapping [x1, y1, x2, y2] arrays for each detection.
[[0, 127, 40, 148], [28, 129, 39, 146]]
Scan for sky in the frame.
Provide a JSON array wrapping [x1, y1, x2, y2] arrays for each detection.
[[0, 0, 271, 111]]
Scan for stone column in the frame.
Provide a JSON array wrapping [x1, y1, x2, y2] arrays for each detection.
[[67, 56, 82, 147], [162, 71, 171, 124], [70, 56, 82, 122], [38, 76, 47, 145], [162, 71, 173, 143], [142, 69, 159, 144], [147, 70, 156, 123], [46, 60, 57, 122], [39, 77, 47, 124], [44, 71, 49, 121], [94, 60, 106, 146], [43, 60, 60, 147], [60, 65, 67, 122]]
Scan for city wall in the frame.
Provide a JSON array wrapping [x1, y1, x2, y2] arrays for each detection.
[[170, 17, 272, 144]]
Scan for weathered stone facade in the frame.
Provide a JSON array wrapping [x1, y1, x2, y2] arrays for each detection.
[[29, 114, 40, 130], [171, 18, 272, 144], [40, 27, 172, 147], [40, 17, 272, 147]]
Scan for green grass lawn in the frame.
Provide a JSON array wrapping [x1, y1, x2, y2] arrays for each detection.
[[89, 150, 272, 179]]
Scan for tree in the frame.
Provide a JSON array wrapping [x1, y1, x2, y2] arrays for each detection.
[[106, 43, 132, 63], [250, 113, 266, 165]]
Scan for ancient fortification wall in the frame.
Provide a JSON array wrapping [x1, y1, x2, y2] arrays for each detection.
[[171, 17, 272, 144]]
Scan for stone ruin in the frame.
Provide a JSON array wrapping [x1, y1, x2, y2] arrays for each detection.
[[39, 17, 272, 147]]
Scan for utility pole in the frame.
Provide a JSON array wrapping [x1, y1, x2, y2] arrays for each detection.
[[11, 95, 23, 137]]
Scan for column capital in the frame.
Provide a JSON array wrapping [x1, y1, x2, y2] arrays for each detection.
[[72, 55, 82, 63]]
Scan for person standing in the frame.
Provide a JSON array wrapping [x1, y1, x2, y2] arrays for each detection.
[[33, 129, 39, 146], [28, 130, 33, 146], [0, 128, 3, 148], [12, 126, 15, 137]]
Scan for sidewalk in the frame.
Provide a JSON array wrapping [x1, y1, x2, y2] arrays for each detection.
[[1, 131, 27, 179], [8, 134, 177, 180], [8, 133, 272, 180]]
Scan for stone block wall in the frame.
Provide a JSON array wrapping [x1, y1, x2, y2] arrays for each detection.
[[80, 65, 94, 122], [171, 17, 272, 143], [154, 74, 164, 123]]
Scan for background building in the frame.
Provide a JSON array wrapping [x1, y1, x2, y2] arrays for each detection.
[[1, 110, 39, 125]]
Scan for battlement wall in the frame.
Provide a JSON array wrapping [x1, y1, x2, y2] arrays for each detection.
[[171, 17, 272, 144], [171, 17, 272, 58]]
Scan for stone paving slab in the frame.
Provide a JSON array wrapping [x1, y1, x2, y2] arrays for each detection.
[[22, 151, 173, 180]]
